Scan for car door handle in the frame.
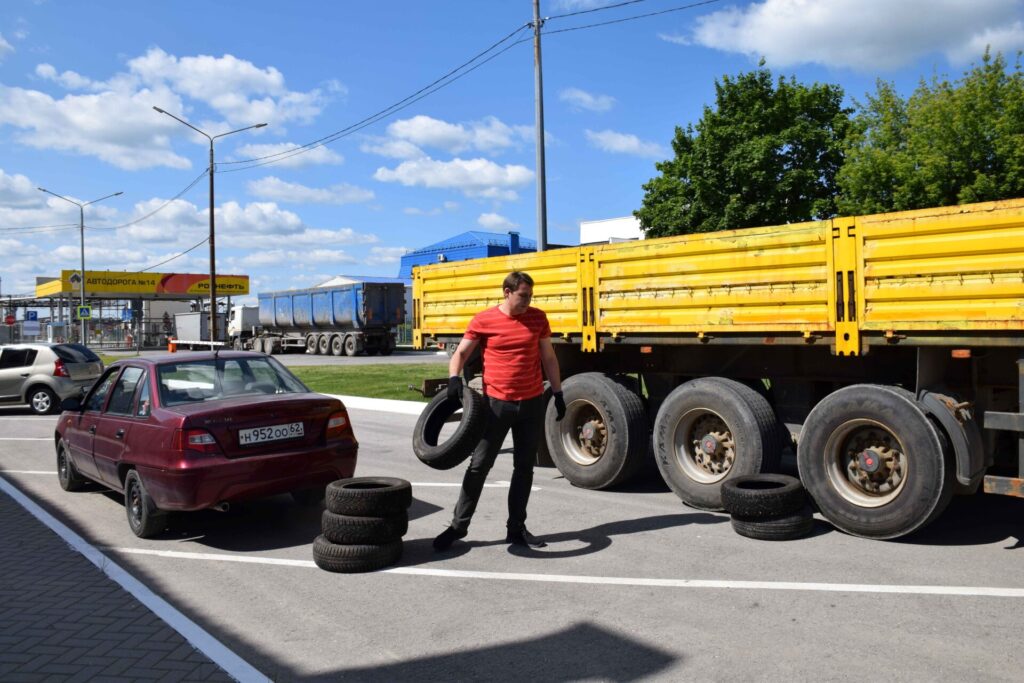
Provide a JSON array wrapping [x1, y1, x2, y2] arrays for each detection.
[[115, 429, 125, 439], [19, 373, 29, 377], [88, 426, 97, 434]]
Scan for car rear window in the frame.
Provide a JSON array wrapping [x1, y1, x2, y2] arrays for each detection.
[[157, 357, 309, 406], [53, 344, 101, 363]]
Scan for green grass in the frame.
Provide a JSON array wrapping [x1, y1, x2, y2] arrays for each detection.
[[290, 363, 448, 402]]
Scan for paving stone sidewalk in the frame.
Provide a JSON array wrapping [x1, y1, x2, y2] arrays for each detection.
[[0, 488, 235, 682]]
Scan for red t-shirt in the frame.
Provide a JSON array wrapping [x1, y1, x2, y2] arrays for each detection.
[[464, 305, 551, 401]]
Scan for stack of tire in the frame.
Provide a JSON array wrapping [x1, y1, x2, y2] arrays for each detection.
[[720, 474, 815, 541], [313, 477, 412, 572]]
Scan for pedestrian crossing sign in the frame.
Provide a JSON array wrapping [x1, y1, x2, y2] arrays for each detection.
[[76, 305, 92, 320]]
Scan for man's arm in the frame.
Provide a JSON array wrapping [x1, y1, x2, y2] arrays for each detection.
[[538, 338, 562, 393], [449, 337, 480, 378]]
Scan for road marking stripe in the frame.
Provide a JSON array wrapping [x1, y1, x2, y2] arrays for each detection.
[[0, 478, 270, 683], [0, 437, 51, 441], [1, 470, 54, 475], [108, 547, 1024, 599], [412, 481, 541, 491]]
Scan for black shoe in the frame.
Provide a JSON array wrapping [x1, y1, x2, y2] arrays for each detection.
[[506, 527, 546, 548], [433, 526, 467, 551]]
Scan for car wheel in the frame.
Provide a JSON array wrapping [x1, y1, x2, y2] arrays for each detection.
[[124, 470, 165, 539], [291, 488, 325, 507], [312, 535, 402, 573], [412, 387, 487, 470], [326, 477, 412, 516], [653, 377, 780, 511], [29, 386, 59, 415], [56, 444, 86, 492], [721, 474, 806, 518], [730, 505, 816, 541], [321, 510, 409, 544]]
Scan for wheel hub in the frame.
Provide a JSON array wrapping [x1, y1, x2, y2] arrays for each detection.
[[857, 449, 882, 473], [700, 434, 720, 456], [576, 418, 607, 458]]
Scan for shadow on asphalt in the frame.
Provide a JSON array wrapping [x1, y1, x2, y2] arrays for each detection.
[[899, 490, 1024, 548], [295, 622, 676, 682]]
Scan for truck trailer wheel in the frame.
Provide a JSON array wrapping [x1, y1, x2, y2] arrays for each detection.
[[344, 335, 358, 356], [330, 335, 344, 356], [306, 335, 318, 354], [545, 373, 648, 489], [796, 384, 954, 539], [318, 334, 331, 355], [653, 377, 780, 511]]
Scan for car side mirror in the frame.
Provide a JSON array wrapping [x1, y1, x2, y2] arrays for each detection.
[[61, 397, 83, 412]]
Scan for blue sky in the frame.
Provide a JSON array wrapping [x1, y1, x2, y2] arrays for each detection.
[[2, 0, 1023, 303]]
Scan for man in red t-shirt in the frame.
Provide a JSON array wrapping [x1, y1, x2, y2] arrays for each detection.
[[433, 271, 564, 551]]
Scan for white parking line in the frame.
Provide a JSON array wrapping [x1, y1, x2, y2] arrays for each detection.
[[413, 481, 541, 491], [1, 470, 54, 475], [0, 478, 271, 682], [109, 546, 1024, 599], [0, 438, 51, 441]]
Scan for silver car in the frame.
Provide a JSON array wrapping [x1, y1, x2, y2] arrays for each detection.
[[0, 343, 104, 415]]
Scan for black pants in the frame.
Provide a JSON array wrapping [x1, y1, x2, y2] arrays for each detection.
[[451, 394, 544, 533]]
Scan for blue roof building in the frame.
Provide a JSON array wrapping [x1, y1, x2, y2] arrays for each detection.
[[398, 231, 536, 279]]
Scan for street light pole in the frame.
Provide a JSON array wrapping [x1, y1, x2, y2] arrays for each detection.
[[37, 188, 123, 346], [153, 106, 266, 345]]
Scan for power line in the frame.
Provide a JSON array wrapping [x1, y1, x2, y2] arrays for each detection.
[[0, 223, 79, 234], [544, 0, 723, 35], [87, 168, 209, 231], [547, 0, 650, 20], [140, 236, 209, 272]]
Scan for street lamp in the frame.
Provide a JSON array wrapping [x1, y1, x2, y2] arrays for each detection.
[[153, 106, 266, 345], [37, 188, 123, 346]]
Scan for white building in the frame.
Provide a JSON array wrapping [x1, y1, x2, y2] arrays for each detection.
[[578, 216, 644, 245]]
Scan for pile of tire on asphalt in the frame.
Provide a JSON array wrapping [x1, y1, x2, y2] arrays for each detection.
[[720, 474, 815, 541], [313, 477, 412, 572]]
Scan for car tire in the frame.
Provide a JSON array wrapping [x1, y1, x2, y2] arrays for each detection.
[[730, 505, 816, 541], [326, 477, 412, 516], [321, 510, 409, 544], [56, 444, 86, 492], [653, 377, 780, 511], [28, 386, 59, 415], [721, 474, 806, 519], [312, 535, 402, 573], [291, 488, 325, 507], [124, 470, 165, 539], [412, 386, 487, 470]]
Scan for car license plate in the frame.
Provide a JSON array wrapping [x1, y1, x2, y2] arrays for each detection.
[[238, 422, 304, 446]]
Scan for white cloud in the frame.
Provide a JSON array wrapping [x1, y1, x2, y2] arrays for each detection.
[[247, 176, 374, 205], [360, 137, 424, 159], [378, 115, 532, 155], [477, 212, 517, 230], [0, 169, 43, 208], [239, 249, 356, 267], [560, 87, 615, 112], [585, 129, 665, 158], [552, 0, 605, 9], [403, 201, 459, 216], [364, 246, 408, 265], [230, 142, 343, 167], [687, 0, 1024, 70], [0, 33, 13, 61], [35, 63, 96, 89], [374, 157, 534, 200]]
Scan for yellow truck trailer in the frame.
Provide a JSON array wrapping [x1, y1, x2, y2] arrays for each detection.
[[413, 198, 1024, 539]]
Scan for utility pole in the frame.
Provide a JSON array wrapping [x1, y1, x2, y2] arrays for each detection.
[[532, 0, 548, 251]]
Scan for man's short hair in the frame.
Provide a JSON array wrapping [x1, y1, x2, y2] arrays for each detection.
[[503, 271, 534, 293]]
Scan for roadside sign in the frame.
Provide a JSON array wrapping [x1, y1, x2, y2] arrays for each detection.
[[76, 305, 92, 320], [3, 314, 13, 325], [121, 307, 132, 322], [26, 310, 38, 321], [23, 321, 40, 336]]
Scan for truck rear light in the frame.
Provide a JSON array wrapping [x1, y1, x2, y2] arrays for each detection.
[[326, 411, 350, 439], [53, 359, 70, 377], [173, 428, 221, 454]]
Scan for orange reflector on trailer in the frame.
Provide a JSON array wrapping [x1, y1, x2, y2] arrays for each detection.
[[640, 346, 653, 354], [951, 349, 971, 359]]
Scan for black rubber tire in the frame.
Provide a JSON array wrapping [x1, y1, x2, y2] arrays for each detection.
[[534, 383, 555, 467], [721, 474, 806, 518], [331, 335, 344, 356], [321, 510, 409, 544], [326, 477, 412, 516], [653, 377, 780, 511], [379, 345, 393, 356], [318, 334, 330, 355], [291, 488, 325, 507], [56, 443, 86, 491], [28, 386, 59, 415], [312, 535, 403, 573], [545, 372, 648, 489], [797, 384, 954, 540], [124, 470, 165, 539], [412, 387, 487, 470], [344, 335, 358, 357], [731, 505, 815, 541]]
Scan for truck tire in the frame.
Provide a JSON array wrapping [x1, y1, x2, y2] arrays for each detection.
[[325, 477, 412, 516], [796, 384, 955, 539], [653, 377, 780, 511], [330, 335, 344, 356], [721, 474, 806, 518], [321, 510, 408, 544], [306, 335, 318, 354], [318, 334, 331, 355], [344, 335, 358, 356], [730, 505, 815, 541], [545, 373, 648, 489], [312, 536, 402, 573], [412, 386, 487, 470]]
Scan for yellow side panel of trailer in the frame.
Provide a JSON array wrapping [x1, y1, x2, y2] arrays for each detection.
[[593, 220, 833, 334], [857, 199, 1024, 331]]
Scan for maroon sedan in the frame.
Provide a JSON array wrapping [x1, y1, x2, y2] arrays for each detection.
[[54, 351, 358, 538]]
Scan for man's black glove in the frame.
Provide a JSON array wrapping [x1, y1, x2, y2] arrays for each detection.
[[553, 391, 566, 421], [447, 376, 463, 402]]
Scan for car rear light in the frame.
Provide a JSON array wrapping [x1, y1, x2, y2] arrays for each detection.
[[53, 359, 70, 378], [326, 411, 350, 439], [173, 428, 221, 454]]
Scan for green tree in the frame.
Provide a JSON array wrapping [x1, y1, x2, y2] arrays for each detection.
[[635, 65, 850, 237], [838, 51, 1024, 214]]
